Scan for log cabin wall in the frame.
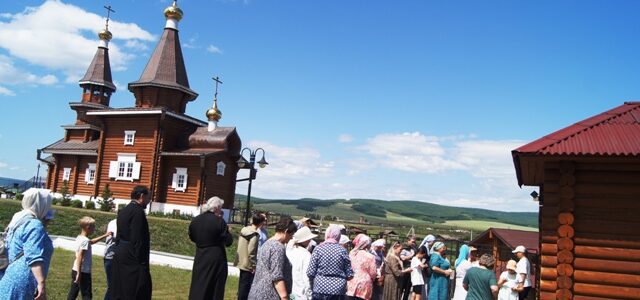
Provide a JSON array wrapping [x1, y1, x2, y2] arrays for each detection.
[[541, 160, 640, 300], [96, 115, 160, 200], [160, 156, 201, 207], [66, 130, 85, 141], [51, 155, 78, 193], [75, 156, 97, 196], [203, 155, 239, 210]]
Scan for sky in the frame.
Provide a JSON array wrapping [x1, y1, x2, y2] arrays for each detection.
[[2, 0, 640, 212]]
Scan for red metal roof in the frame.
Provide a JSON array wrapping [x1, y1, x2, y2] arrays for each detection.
[[470, 228, 539, 254], [513, 102, 640, 156]]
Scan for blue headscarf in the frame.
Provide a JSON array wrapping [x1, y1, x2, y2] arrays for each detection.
[[455, 244, 470, 268]]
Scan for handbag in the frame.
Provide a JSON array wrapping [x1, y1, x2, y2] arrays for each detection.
[[0, 214, 36, 270]]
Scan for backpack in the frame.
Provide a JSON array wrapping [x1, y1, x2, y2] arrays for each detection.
[[0, 214, 36, 271]]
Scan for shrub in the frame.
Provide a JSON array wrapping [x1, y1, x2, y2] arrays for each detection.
[[16, 193, 24, 201], [117, 204, 126, 211], [98, 184, 114, 212], [60, 198, 71, 207], [84, 201, 96, 210], [148, 211, 193, 221], [59, 180, 71, 202], [70, 200, 83, 208], [52, 198, 60, 205]]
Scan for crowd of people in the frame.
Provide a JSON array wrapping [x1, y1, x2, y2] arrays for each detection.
[[0, 186, 532, 300]]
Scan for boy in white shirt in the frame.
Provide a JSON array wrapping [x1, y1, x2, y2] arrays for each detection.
[[67, 216, 111, 300], [410, 247, 428, 300]]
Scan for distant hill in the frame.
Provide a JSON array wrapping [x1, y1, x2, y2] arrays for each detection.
[[236, 195, 538, 228]]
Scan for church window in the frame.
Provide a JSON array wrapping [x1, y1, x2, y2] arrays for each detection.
[[124, 131, 136, 145], [216, 161, 226, 176], [62, 168, 71, 182], [172, 168, 188, 192], [85, 163, 96, 184], [109, 154, 141, 182]]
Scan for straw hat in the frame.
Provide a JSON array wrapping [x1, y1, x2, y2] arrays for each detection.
[[292, 226, 317, 244], [506, 259, 517, 271]]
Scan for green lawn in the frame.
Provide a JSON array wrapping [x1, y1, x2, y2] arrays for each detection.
[[0, 199, 240, 262], [48, 249, 238, 300], [443, 220, 538, 232]]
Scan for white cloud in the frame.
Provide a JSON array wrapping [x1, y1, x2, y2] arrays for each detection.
[[124, 40, 149, 51], [338, 134, 353, 143], [182, 35, 199, 49], [0, 0, 154, 87], [361, 132, 465, 173], [0, 86, 16, 96], [206, 44, 223, 54], [0, 162, 8, 168], [0, 54, 58, 86], [453, 140, 523, 179]]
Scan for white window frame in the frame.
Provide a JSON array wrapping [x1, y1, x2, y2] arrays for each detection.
[[216, 161, 226, 176], [124, 130, 136, 146], [85, 163, 96, 184], [171, 167, 188, 192], [108, 153, 141, 182], [62, 168, 71, 182]]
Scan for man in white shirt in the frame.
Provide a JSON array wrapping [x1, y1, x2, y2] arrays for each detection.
[[512, 245, 531, 300]]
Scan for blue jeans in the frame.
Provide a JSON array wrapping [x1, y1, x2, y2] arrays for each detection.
[[104, 259, 113, 300]]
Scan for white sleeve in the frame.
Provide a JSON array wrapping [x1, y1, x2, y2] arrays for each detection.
[[516, 260, 527, 274]]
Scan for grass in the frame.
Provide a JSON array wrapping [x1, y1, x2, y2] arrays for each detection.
[[443, 220, 538, 232], [0, 199, 240, 262], [47, 249, 238, 300]]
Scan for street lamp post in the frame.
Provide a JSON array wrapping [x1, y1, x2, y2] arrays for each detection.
[[236, 147, 268, 226]]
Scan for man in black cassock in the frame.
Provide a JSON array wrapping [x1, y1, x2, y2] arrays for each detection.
[[188, 196, 233, 300], [111, 185, 152, 300]]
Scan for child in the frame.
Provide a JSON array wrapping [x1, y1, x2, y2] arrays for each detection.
[[497, 260, 521, 300], [410, 246, 428, 300], [67, 216, 111, 300]]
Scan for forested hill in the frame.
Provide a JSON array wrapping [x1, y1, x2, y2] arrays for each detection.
[[236, 195, 537, 228]]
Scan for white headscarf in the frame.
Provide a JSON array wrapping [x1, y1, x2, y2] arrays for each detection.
[[21, 188, 53, 220], [7, 188, 52, 230]]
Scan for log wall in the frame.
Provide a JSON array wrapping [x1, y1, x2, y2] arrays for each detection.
[[203, 155, 239, 209], [541, 160, 640, 300], [95, 116, 160, 200], [75, 156, 97, 196], [159, 157, 201, 206]]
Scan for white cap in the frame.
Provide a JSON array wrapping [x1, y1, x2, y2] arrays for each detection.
[[512, 245, 527, 253]]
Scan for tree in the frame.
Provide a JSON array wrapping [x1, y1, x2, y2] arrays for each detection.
[[98, 184, 115, 212], [59, 180, 71, 206]]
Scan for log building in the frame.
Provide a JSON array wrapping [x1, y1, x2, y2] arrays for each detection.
[[38, 2, 241, 216], [512, 102, 640, 299]]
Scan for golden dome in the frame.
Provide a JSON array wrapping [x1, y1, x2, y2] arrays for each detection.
[[206, 102, 222, 122], [98, 29, 112, 41], [164, 1, 183, 21]]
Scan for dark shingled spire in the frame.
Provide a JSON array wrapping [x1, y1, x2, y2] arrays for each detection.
[[128, 27, 197, 100], [79, 46, 116, 92]]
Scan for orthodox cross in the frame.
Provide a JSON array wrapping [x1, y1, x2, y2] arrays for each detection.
[[104, 5, 115, 30], [212, 76, 223, 100]]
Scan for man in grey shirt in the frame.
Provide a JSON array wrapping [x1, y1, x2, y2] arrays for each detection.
[[103, 219, 117, 300]]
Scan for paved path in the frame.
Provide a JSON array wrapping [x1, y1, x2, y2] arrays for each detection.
[[50, 235, 240, 277]]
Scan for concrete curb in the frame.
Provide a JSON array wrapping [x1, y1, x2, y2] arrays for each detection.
[[50, 235, 240, 277]]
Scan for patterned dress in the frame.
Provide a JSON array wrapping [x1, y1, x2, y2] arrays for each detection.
[[307, 242, 354, 297], [382, 253, 404, 300], [0, 218, 54, 300], [346, 249, 377, 300], [428, 252, 451, 300], [248, 239, 292, 300]]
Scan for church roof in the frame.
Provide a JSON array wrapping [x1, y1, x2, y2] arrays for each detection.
[[78, 46, 116, 91], [128, 28, 197, 100], [41, 139, 99, 156], [86, 107, 206, 127]]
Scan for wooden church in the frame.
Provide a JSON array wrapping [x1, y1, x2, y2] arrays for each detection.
[[38, 2, 241, 216]]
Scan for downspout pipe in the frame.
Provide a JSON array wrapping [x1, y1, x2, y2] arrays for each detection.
[[198, 154, 206, 214]]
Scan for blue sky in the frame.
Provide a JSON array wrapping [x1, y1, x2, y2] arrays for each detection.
[[2, 0, 639, 212]]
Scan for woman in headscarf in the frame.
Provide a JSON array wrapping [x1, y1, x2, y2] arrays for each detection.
[[428, 242, 452, 300], [370, 239, 386, 300], [0, 188, 53, 300], [419, 235, 436, 255], [382, 242, 412, 300], [307, 224, 353, 300], [452, 245, 473, 300], [346, 234, 377, 300]]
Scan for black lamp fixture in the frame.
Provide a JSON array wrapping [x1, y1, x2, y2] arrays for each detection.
[[236, 147, 268, 226]]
